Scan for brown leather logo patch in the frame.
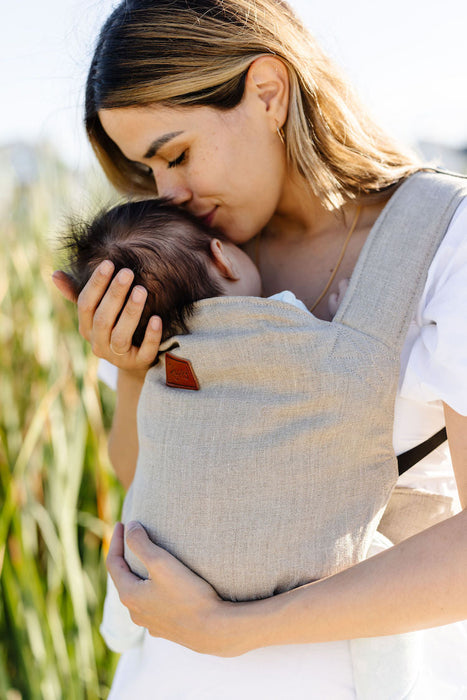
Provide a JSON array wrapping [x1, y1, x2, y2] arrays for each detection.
[[165, 352, 200, 391]]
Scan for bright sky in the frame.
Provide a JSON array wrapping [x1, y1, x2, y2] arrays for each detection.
[[2, 0, 466, 169]]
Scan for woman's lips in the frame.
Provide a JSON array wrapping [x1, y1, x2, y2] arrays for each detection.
[[199, 207, 217, 227]]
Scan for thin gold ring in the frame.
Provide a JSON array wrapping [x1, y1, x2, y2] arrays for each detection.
[[110, 342, 130, 356]]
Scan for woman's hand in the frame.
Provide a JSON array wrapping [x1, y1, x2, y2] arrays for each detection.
[[52, 261, 162, 372], [106, 522, 247, 656], [107, 512, 467, 657]]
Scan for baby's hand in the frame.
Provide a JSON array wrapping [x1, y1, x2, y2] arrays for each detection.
[[52, 261, 161, 372], [328, 278, 349, 318]]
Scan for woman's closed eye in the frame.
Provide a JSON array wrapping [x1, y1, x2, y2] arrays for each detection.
[[168, 150, 187, 169], [131, 161, 154, 178]]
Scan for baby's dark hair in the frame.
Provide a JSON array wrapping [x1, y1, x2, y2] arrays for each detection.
[[63, 199, 227, 344]]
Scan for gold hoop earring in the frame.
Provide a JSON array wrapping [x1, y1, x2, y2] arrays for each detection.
[[276, 126, 285, 145]]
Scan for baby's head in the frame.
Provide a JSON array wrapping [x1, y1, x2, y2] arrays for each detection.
[[64, 199, 261, 344]]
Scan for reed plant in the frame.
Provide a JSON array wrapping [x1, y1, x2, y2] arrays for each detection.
[[0, 146, 123, 699]]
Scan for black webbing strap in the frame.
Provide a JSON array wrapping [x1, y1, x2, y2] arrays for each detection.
[[397, 427, 448, 476]]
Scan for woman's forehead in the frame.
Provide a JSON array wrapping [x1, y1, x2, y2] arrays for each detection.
[[98, 105, 185, 154], [99, 103, 236, 151], [99, 103, 217, 135]]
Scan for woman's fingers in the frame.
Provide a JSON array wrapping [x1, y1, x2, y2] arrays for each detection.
[[107, 521, 172, 615], [106, 522, 141, 590], [109, 283, 148, 355], [88, 266, 135, 352], [124, 521, 169, 573], [107, 522, 231, 653], [107, 521, 168, 583], [51, 270, 79, 303], [106, 522, 127, 570], [55, 260, 161, 369], [135, 316, 163, 367], [77, 260, 116, 341]]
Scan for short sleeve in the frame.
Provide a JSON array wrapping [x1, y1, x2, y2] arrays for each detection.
[[399, 197, 467, 416], [98, 358, 118, 391]]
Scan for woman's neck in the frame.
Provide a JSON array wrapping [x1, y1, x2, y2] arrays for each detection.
[[264, 171, 337, 242], [254, 176, 389, 320]]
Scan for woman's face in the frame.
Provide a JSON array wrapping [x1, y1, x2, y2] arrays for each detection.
[[99, 91, 287, 244]]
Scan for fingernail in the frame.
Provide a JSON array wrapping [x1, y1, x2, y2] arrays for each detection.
[[150, 317, 161, 331], [131, 286, 146, 303], [99, 260, 114, 275], [126, 521, 141, 533], [117, 268, 133, 284]]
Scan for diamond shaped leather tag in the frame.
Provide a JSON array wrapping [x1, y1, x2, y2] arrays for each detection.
[[165, 352, 200, 390]]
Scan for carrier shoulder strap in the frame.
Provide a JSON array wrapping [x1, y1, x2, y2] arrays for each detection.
[[397, 427, 447, 475], [333, 170, 467, 353]]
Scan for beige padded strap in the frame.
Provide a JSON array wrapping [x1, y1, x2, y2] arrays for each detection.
[[334, 171, 467, 350]]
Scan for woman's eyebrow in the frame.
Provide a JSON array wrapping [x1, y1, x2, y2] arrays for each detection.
[[143, 131, 184, 159]]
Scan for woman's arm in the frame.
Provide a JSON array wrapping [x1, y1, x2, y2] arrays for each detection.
[[53, 262, 162, 487], [108, 368, 146, 489], [107, 403, 467, 656]]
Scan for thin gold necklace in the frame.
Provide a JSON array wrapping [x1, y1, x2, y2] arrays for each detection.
[[309, 205, 361, 312], [255, 205, 362, 312]]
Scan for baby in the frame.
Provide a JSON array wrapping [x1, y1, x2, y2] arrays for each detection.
[[64, 198, 316, 346], [64, 198, 350, 653]]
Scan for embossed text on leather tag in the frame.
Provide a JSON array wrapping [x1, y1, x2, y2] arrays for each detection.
[[165, 352, 200, 390]]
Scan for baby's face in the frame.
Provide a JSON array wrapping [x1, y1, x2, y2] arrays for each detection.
[[211, 240, 262, 298], [233, 245, 262, 297]]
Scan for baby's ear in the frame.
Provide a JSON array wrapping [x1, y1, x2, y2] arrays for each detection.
[[209, 239, 239, 281], [51, 270, 79, 302]]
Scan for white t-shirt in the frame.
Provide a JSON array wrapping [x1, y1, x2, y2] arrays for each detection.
[[101, 199, 467, 699]]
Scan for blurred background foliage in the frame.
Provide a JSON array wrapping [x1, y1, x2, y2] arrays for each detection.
[[0, 142, 124, 699]]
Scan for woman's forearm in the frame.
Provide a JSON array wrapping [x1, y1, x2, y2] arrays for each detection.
[[225, 510, 467, 653], [108, 368, 146, 489]]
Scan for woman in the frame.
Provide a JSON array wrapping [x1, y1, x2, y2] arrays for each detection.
[[54, 0, 467, 696]]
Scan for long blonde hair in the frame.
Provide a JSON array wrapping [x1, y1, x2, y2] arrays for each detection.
[[86, 0, 420, 208]]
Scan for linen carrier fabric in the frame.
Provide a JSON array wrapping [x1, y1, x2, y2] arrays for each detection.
[[121, 171, 467, 603]]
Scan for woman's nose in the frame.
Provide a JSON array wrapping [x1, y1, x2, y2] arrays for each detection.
[[155, 172, 192, 206]]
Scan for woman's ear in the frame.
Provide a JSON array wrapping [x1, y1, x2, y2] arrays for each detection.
[[209, 239, 240, 281], [244, 56, 289, 129]]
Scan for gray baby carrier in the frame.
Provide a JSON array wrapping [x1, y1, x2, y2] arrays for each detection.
[[123, 171, 466, 602]]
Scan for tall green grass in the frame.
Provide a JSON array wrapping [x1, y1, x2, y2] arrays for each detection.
[[0, 149, 123, 699]]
